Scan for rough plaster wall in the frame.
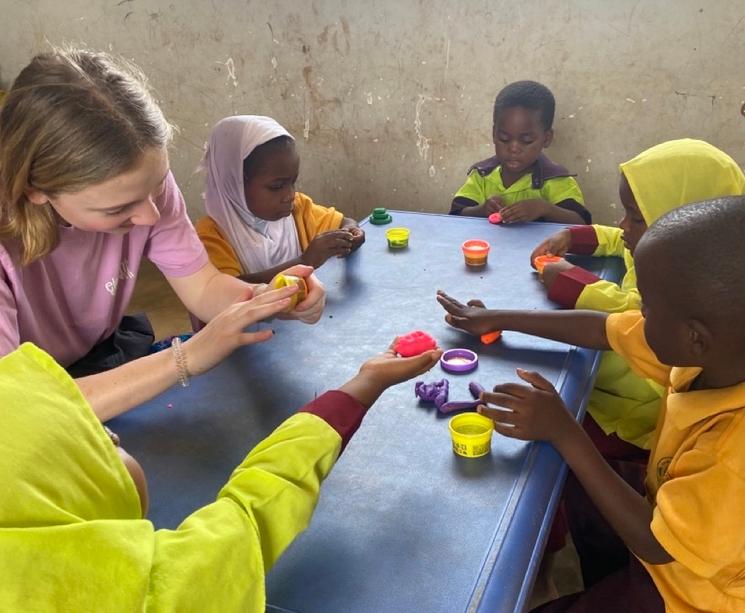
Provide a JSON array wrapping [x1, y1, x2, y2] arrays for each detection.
[[1, 0, 744, 225]]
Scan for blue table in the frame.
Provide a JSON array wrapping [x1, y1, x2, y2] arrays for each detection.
[[110, 212, 623, 613]]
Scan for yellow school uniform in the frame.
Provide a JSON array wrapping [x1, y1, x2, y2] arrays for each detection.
[[549, 140, 745, 448], [196, 191, 343, 276], [0, 343, 365, 612], [607, 311, 745, 612]]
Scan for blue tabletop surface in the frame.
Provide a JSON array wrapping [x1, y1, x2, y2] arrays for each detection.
[[109, 212, 623, 613]]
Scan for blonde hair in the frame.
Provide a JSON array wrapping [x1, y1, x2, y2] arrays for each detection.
[[0, 47, 172, 264]]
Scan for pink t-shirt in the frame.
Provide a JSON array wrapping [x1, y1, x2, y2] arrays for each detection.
[[0, 172, 208, 366]]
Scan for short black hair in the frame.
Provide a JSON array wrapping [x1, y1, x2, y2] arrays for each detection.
[[242, 135, 294, 183], [493, 81, 555, 131], [640, 196, 745, 322]]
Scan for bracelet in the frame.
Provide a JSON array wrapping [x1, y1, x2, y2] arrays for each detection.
[[171, 336, 191, 388]]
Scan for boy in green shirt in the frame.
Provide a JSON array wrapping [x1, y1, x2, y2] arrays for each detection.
[[450, 80, 591, 225]]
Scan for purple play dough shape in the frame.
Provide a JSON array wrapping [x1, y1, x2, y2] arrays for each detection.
[[438, 381, 486, 414], [415, 379, 449, 409]]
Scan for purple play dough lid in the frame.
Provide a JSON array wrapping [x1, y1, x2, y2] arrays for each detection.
[[440, 348, 478, 373]]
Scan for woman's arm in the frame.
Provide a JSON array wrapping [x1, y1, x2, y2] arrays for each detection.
[[167, 261, 325, 324], [78, 284, 300, 420]]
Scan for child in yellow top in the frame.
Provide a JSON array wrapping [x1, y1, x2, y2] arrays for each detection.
[[438, 196, 745, 611], [196, 115, 365, 283], [449, 80, 591, 225], [0, 340, 441, 611], [531, 139, 745, 451]]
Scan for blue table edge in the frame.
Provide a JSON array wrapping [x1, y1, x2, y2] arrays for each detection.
[[369, 211, 615, 612]]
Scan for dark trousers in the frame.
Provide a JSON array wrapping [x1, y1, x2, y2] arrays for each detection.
[[66, 314, 154, 377], [536, 416, 663, 612]]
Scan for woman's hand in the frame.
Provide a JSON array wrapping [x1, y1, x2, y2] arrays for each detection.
[[183, 284, 298, 376], [254, 264, 326, 324], [529, 228, 572, 266]]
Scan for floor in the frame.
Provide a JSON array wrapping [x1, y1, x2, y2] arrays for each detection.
[[126, 260, 584, 608], [126, 259, 192, 339]]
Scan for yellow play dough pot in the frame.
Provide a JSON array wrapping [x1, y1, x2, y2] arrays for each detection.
[[448, 413, 494, 458]]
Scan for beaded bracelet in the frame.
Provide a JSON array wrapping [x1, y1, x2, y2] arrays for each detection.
[[171, 336, 191, 388]]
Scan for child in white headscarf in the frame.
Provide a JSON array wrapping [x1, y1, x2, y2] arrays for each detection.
[[196, 115, 364, 283]]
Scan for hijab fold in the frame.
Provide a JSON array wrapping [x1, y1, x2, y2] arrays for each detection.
[[203, 115, 302, 273]]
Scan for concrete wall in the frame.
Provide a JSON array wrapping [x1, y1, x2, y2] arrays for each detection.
[[2, 0, 744, 225]]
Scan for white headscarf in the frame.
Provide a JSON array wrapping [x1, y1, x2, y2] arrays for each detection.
[[203, 115, 302, 274]]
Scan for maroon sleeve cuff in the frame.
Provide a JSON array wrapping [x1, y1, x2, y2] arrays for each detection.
[[547, 266, 601, 308], [568, 225, 599, 255], [298, 390, 367, 452]]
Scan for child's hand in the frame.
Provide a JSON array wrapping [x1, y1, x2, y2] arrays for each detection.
[[358, 338, 443, 390], [348, 226, 366, 251], [483, 196, 504, 216], [478, 369, 578, 444], [436, 290, 498, 336], [540, 259, 575, 290], [529, 229, 572, 266], [303, 230, 354, 267], [500, 199, 552, 224], [340, 338, 442, 407]]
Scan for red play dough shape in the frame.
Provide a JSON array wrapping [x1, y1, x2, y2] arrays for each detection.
[[394, 330, 437, 357], [488, 212, 502, 224]]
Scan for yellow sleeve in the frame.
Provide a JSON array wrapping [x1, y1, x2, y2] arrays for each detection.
[[592, 225, 627, 257], [605, 311, 671, 386], [194, 217, 242, 277], [576, 279, 642, 312], [292, 192, 344, 251], [146, 410, 342, 612], [453, 171, 487, 206], [540, 176, 585, 205]]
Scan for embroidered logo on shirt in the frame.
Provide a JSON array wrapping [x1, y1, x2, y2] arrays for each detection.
[[105, 260, 135, 296], [656, 457, 672, 485]]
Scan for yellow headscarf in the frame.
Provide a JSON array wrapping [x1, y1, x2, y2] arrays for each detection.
[[620, 138, 745, 226]]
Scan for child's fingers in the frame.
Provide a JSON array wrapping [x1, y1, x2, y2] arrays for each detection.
[[478, 404, 518, 426], [489, 382, 532, 398], [516, 368, 554, 392], [480, 390, 524, 411], [466, 299, 486, 308], [492, 420, 530, 440]]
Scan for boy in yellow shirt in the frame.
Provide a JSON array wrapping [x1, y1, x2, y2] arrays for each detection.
[[438, 197, 745, 611], [0, 340, 440, 611], [450, 80, 591, 225]]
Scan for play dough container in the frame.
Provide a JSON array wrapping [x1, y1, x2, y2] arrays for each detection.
[[533, 255, 563, 274], [271, 273, 308, 310], [449, 413, 494, 458], [440, 348, 478, 373], [462, 239, 490, 267], [386, 227, 410, 249], [369, 207, 393, 225]]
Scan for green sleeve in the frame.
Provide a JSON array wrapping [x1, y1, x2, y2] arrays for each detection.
[[541, 176, 585, 205], [145, 412, 342, 612], [453, 171, 487, 205]]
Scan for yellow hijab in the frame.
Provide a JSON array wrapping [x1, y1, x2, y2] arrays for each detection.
[[620, 138, 745, 225]]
